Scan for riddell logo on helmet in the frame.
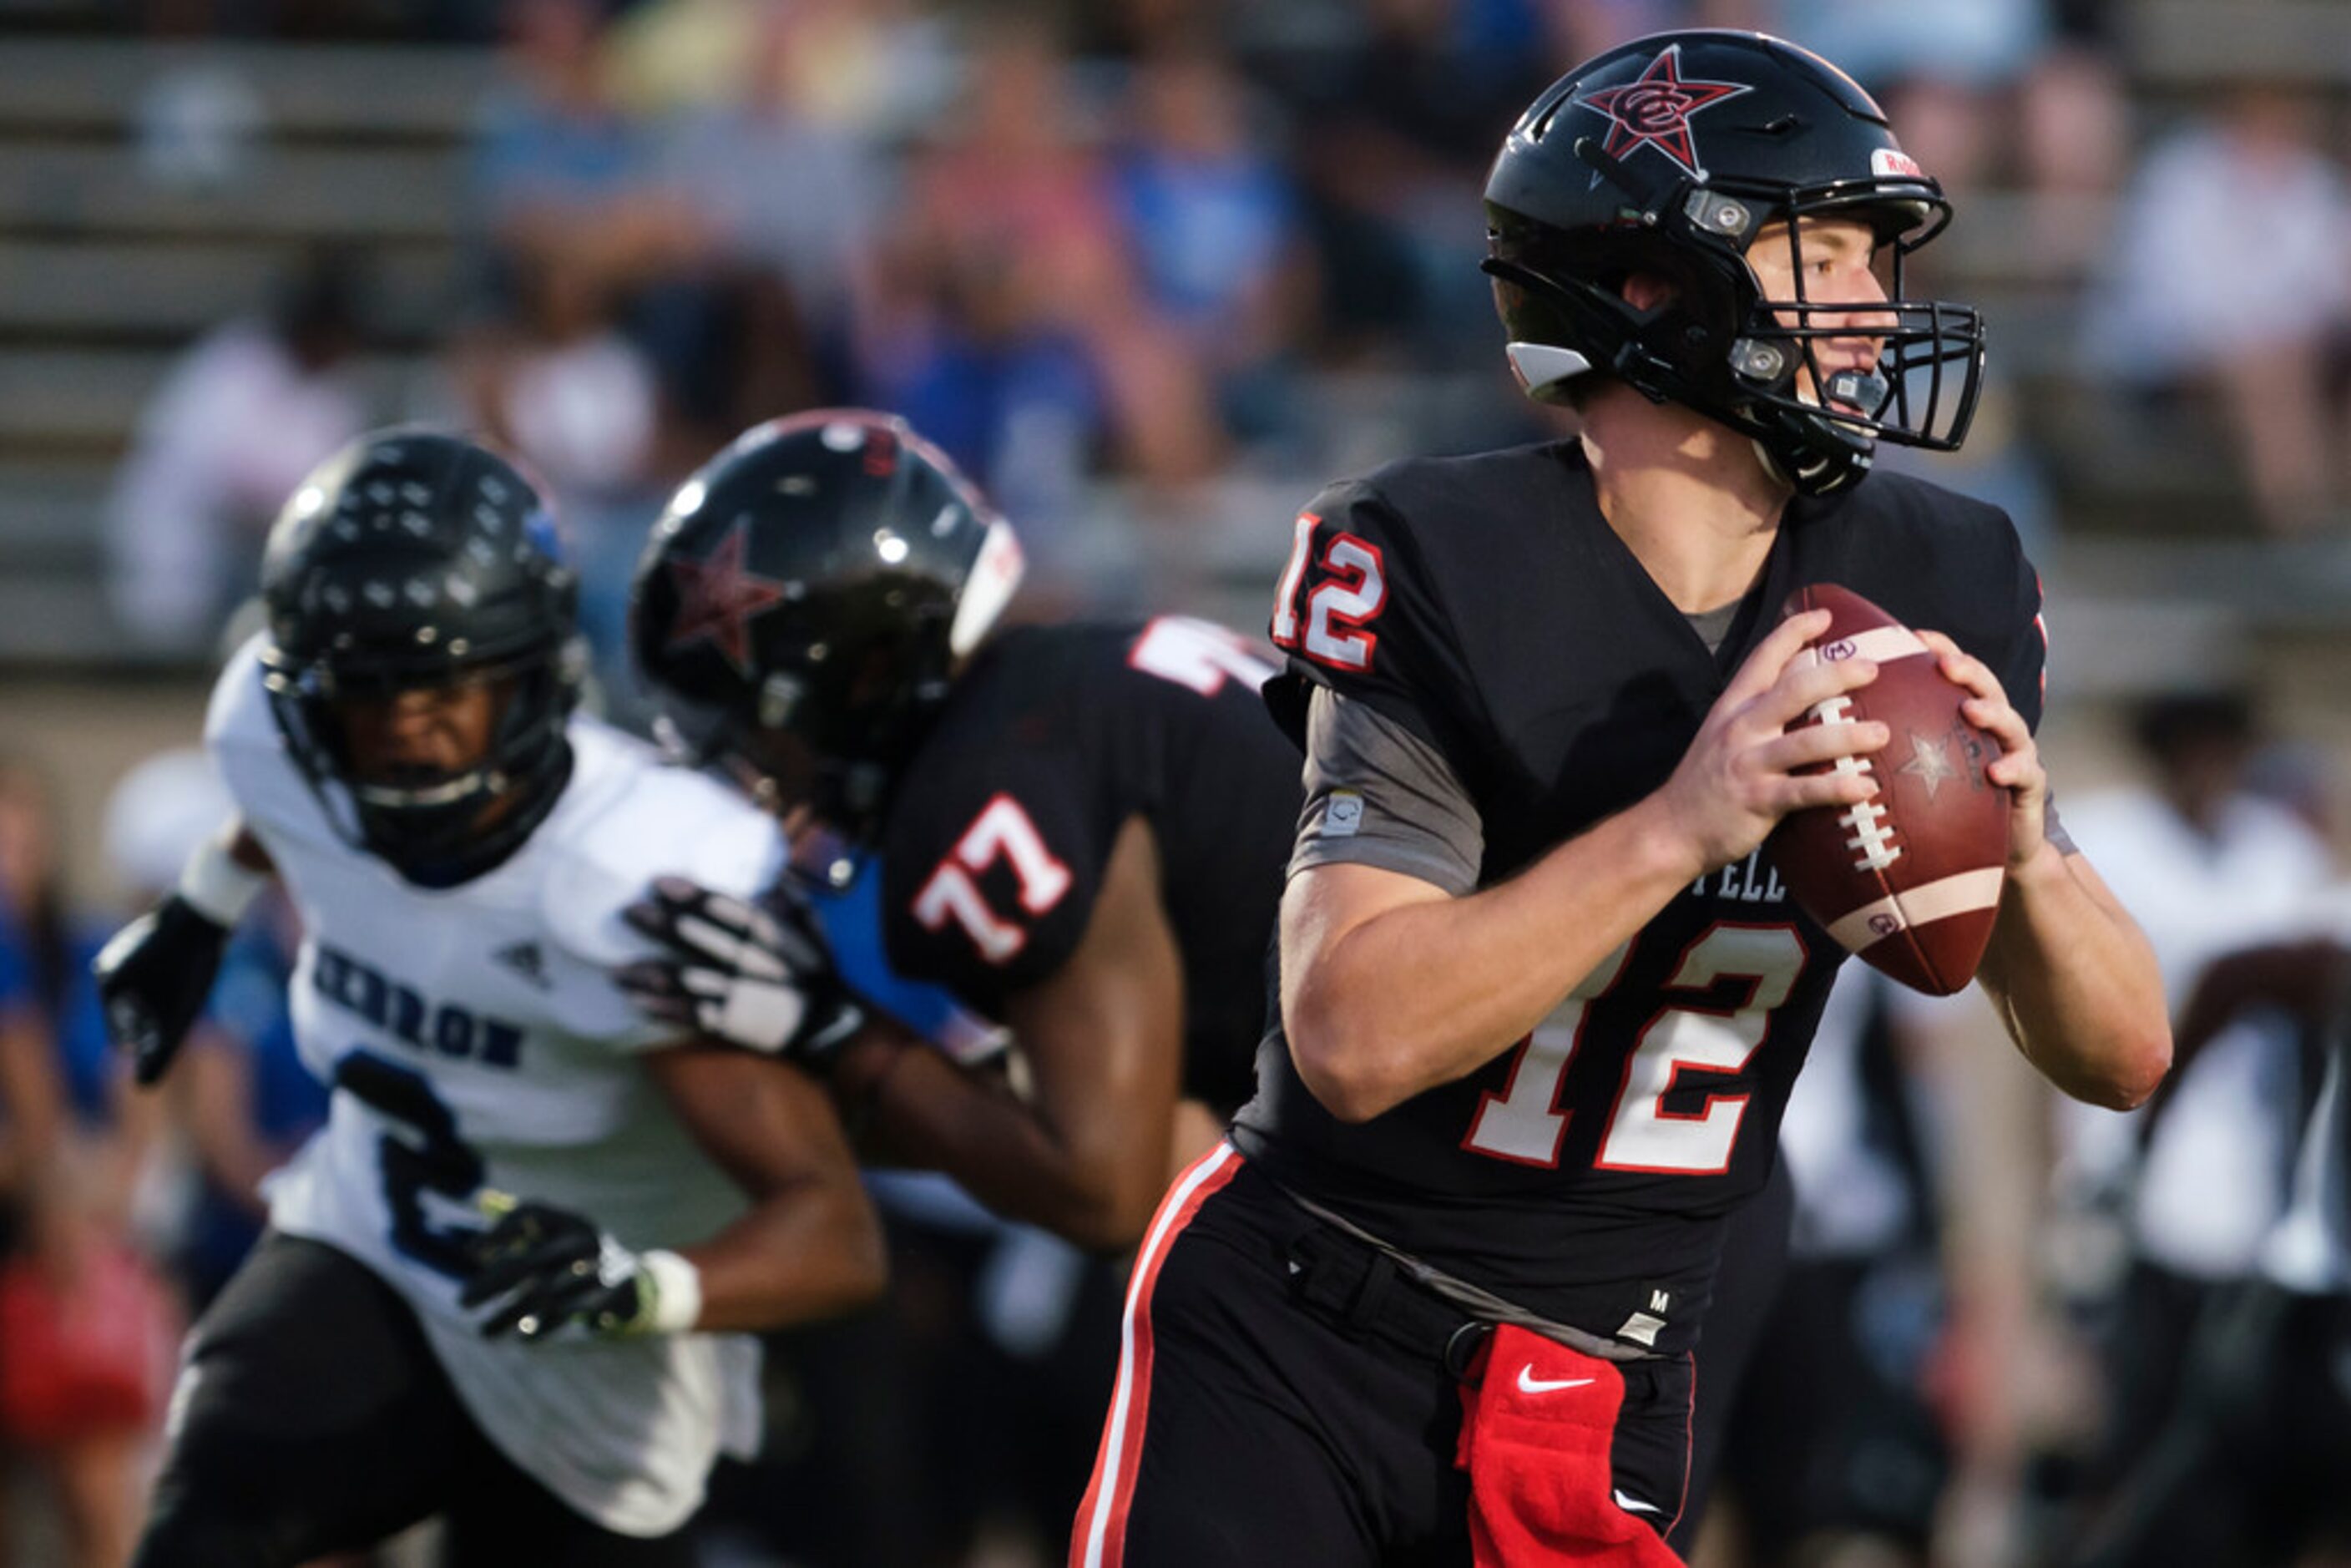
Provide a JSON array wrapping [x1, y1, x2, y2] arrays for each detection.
[[1871, 148, 1926, 180], [1574, 45, 1753, 179]]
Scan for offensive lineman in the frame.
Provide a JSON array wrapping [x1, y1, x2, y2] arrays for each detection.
[[1074, 32, 2169, 1566], [93, 430, 884, 1565], [608, 408, 1305, 1558], [620, 410, 1302, 1242]]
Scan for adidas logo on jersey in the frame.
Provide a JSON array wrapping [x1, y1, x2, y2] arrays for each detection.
[[495, 941, 550, 990]]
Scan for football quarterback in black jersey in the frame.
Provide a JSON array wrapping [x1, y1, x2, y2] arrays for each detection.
[[1068, 31, 2170, 1568], [624, 408, 1302, 1246]]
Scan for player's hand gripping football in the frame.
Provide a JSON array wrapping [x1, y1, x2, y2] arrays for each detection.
[[617, 876, 866, 1070], [1656, 607, 1890, 873], [91, 895, 234, 1086], [461, 1194, 679, 1341], [1914, 628, 2048, 869]]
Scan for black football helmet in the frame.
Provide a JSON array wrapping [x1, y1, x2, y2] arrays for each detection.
[[258, 427, 582, 885], [629, 409, 1024, 856], [1483, 29, 1984, 494]]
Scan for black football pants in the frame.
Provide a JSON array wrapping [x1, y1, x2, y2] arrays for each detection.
[[1071, 1145, 1693, 1567], [133, 1232, 694, 1568]]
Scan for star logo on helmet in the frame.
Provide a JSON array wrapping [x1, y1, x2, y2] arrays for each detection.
[[1576, 45, 1752, 179], [665, 518, 786, 674]]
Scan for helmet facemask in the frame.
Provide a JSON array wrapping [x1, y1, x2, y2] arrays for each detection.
[[262, 639, 581, 886], [1713, 181, 1984, 489]]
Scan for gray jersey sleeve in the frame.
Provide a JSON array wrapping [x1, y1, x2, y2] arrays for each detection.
[[1289, 688, 1484, 896]]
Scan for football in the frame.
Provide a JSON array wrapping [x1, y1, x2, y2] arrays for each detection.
[[1766, 584, 2010, 995]]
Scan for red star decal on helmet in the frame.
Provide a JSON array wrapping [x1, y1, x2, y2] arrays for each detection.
[[1576, 45, 1753, 179], [665, 518, 786, 673]]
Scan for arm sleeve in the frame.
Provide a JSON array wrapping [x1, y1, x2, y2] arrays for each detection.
[[808, 860, 1009, 1065], [1290, 690, 1484, 896]]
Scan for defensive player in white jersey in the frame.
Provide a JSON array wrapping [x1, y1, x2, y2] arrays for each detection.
[[92, 430, 886, 1565]]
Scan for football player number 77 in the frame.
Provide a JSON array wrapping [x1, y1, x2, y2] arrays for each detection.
[[1464, 923, 1808, 1175], [914, 620, 1278, 964]]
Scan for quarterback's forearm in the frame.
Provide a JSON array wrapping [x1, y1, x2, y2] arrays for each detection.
[[1977, 845, 2170, 1110], [1284, 796, 1701, 1121]]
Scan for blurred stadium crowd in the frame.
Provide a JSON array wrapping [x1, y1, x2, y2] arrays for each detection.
[[6, 0, 2351, 1564]]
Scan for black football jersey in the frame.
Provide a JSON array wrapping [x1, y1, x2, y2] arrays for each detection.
[[877, 619, 1302, 1115], [1230, 440, 2046, 1353]]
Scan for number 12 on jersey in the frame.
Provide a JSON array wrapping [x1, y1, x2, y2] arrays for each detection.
[[1272, 513, 1386, 672], [1463, 924, 1808, 1174]]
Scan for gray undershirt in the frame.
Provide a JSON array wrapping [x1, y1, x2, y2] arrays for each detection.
[[1290, 606, 1739, 893]]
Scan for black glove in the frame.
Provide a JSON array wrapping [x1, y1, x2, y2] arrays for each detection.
[[617, 876, 866, 1070], [91, 894, 232, 1086], [460, 1198, 674, 1341]]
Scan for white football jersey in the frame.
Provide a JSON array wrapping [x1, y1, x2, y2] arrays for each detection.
[[206, 634, 781, 1536]]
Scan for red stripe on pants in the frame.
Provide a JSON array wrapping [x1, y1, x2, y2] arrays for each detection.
[[1070, 1141, 1244, 1568]]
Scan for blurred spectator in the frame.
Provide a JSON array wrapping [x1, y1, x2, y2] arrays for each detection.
[[0, 902, 62, 1564], [0, 759, 178, 1568], [1110, 42, 1315, 446], [450, 250, 660, 498], [2015, 0, 2128, 199], [2050, 692, 2335, 1531], [654, 0, 887, 320], [2073, 904, 2351, 1565], [472, 0, 697, 306], [0, 761, 163, 1234], [609, 0, 949, 139], [1275, 0, 1537, 367], [170, 898, 320, 1315], [102, 249, 369, 653], [650, 0, 887, 416], [0, 872, 65, 1266], [99, 749, 326, 1315], [2083, 87, 2351, 536], [446, 249, 662, 672], [1772, 0, 2052, 180], [862, 14, 1224, 550]]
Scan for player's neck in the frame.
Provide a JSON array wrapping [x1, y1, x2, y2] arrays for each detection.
[[1580, 399, 1792, 615]]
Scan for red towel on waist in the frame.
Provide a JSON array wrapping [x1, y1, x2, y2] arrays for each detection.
[[1454, 1324, 1685, 1567]]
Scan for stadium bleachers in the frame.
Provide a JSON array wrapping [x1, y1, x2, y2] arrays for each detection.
[[0, 8, 2347, 682], [0, 35, 484, 663]]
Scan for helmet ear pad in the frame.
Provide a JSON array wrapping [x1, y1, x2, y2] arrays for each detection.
[[1489, 217, 1755, 410]]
